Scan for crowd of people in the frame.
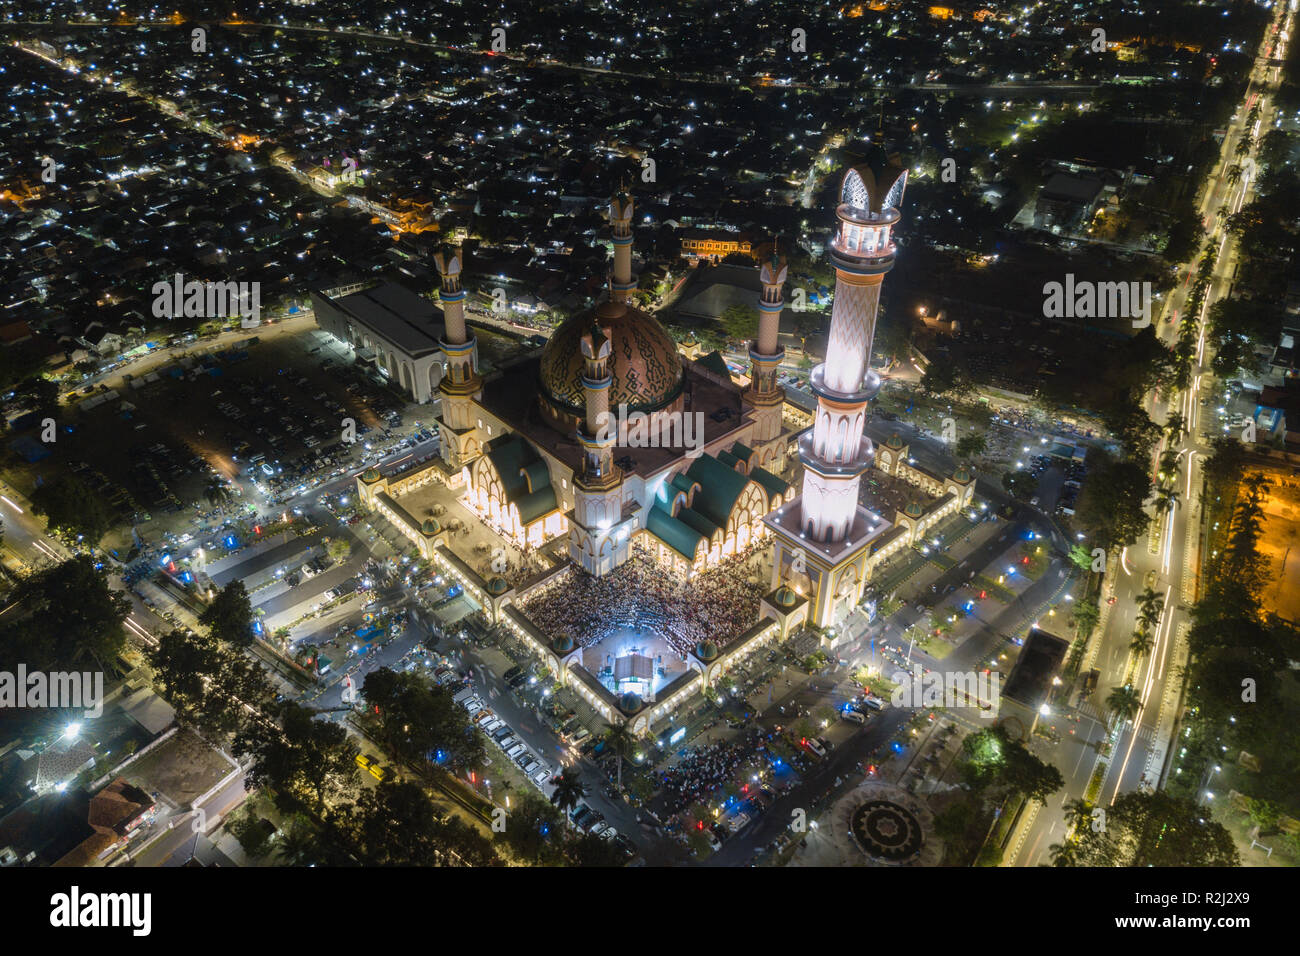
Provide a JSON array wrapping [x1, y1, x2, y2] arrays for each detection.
[[657, 734, 760, 816], [519, 548, 763, 658]]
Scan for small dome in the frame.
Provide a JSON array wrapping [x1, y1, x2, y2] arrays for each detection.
[[884, 433, 904, 450], [360, 467, 382, 483], [904, 500, 924, 519], [952, 465, 971, 483], [487, 576, 509, 595], [774, 585, 798, 608], [618, 693, 644, 715], [421, 518, 441, 536], [695, 640, 719, 662], [552, 634, 575, 654]]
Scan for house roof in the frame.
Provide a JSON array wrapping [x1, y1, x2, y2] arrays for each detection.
[[88, 778, 153, 835]]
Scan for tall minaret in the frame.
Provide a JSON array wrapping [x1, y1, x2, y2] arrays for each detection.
[[763, 153, 907, 630], [609, 186, 636, 304], [434, 244, 482, 470], [797, 155, 907, 542], [568, 321, 627, 575], [744, 244, 788, 470]]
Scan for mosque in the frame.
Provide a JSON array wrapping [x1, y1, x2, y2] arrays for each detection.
[[351, 152, 977, 734]]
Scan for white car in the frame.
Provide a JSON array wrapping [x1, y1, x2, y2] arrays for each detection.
[[531, 765, 551, 786], [599, 827, 618, 842], [465, 700, 484, 716], [588, 821, 609, 837]]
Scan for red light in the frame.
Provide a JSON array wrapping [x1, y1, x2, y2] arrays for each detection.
[[801, 738, 807, 746], [254, 525, 261, 534], [697, 820, 704, 830]]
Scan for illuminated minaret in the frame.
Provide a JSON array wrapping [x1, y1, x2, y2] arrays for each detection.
[[798, 156, 906, 541], [609, 187, 636, 304], [568, 321, 627, 576], [434, 244, 482, 470], [744, 245, 788, 469], [764, 152, 908, 629]]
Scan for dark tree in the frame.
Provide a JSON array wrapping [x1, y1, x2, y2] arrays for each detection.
[[0, 556, 129, 670], [200, 581, 255, 647], [31, 475, 113, 546]]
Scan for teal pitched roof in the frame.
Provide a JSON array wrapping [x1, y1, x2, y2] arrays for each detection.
[[647, 502, 704, 559], [749, 465, 789, 500], [697, 350, 732, 380], [670, 472, 700, 497], [729, 442, 753, 462], [685, 454, 750, 528], [485, 435, 557, 525], [521, 460, 550, 494]]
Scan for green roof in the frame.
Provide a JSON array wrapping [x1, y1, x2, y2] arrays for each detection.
[[485, 435, 558, 525], [697, 350, 732, 380], [729, 442, 753, 462], [749, 465, 789, 500], [685, 454, 750, 529], [647, 502, 704, 559], [520, 460, 550, 494], [670, 472, 699, 497]]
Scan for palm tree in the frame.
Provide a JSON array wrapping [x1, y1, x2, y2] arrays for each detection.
[[1164, 412, 1187, 442], [1129, 628, 1154, 657], [1048, 840, 1079, 866], [275, 817, 321, 866], [1062, 798, 1093, 835], [1137, 586, 1164, 630], [1105, 684, 1143, 727], [601, 723, 635, 790], [1158, 450, 1181, 482], [204, 477, 233, 508], [1151, 486, 1181, 517], [1225, 164, 1243, 186], [549, 766, 587, 815]]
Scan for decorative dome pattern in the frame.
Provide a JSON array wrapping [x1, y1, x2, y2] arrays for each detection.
[[695, 640, 719, 662], [539, 301, 684, 418]]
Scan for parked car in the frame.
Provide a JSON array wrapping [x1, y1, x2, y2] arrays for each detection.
[[613, 834, 637, 857], [802, 737, 827, 758]]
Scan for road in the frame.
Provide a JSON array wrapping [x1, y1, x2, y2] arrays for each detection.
[[1004, 0, 1290, 867]]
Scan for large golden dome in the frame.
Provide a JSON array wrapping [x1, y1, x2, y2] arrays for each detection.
[[538, 300, 685, 421]]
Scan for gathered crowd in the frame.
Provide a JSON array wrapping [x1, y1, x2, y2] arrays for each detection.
[[520, 547, 763, 658], [657, 734, 760, 816]]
